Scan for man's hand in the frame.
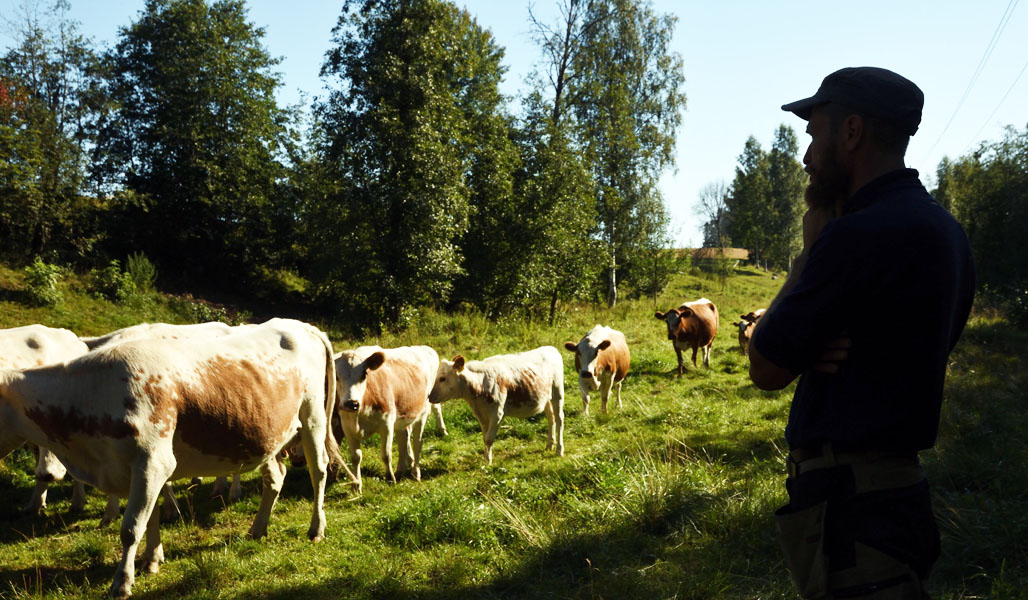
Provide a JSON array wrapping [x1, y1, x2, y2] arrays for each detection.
[[812, 333, 852, 374], [802, 206, 836, 249]]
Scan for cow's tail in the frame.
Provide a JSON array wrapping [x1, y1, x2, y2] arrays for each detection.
[[316, 327, 357, 486]]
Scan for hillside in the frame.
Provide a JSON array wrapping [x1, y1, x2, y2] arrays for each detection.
[[0, 263, 1024, 599]]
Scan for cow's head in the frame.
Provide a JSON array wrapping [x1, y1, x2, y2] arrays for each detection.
[[656, 308, 693, 341], [34, 445, 68, 483], [564, 336, 611, 391], [335, 350, 386, 413], [734, 320, 753, 336], [429, 355, 465, 404]]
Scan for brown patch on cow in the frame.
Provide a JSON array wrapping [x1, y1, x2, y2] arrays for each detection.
[[143, 356, 305, 463], [497, 369, 545, 409], [671, 301, 719, 348], [24, 404, 137, 443], [595, 333, 631, 382], [363, 358, 428, 421]]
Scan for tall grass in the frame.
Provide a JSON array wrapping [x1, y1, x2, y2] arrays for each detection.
[[0, 264, 1024, 598]]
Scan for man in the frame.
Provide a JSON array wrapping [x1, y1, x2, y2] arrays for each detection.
[[748, 67, 975, 599]]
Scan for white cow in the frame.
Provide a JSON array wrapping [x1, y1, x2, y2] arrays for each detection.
[[335, 345, 440, 493], [563, 325, 631, 415], [0, 318, 349, 599], [84, 322, 242, 504], [429, 346, 565, 465], [0, 325, 90, 514]]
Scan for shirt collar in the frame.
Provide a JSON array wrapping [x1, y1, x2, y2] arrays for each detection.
[[843, 168, 922, 215]]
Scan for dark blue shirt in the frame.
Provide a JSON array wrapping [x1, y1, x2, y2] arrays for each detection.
[[754, 169, 975, 452]]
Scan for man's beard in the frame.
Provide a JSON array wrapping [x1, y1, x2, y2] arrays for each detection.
[[804, 148, 849, 209]]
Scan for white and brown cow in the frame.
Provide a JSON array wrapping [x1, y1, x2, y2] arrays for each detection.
[[733, 308, 766, 356], [655, 298, 719, 374], [563, 325, 630, 415], [429, 346, 565, 465], [0, 318, 348, 599], [335, 345, 440, 493], [0, 325, 90, 515]]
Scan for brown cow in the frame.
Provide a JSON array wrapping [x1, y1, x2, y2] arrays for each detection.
[[733, 308, 766, 355], [563, 325, 630, 415], [655, 298, 719, 374]]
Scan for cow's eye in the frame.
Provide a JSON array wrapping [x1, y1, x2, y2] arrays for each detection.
[[439, 377, 446, 382]]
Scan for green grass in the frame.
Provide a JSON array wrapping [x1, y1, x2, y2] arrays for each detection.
[[0, 264, 1025, 599]]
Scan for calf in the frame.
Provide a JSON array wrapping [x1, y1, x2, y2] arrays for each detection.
[[563, 325, 630, 415], [0, 325, 89, 515], [0, 318, 348, 599], [335, 345, 439, 494], [429, 346, 565, 465], [655, 298, 719, 374], [733, 309, 766, 356]]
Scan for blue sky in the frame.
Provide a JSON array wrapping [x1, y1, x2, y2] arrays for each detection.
[[3, 0, 1026, 246]]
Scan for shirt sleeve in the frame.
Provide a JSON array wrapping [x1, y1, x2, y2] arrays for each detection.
[[753, 220, 865, 374]]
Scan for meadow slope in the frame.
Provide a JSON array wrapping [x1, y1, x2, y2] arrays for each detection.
[[0, 264, 1024, 599]]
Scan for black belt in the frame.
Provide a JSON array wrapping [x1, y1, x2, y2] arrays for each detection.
[[787, 442, 924, 493]]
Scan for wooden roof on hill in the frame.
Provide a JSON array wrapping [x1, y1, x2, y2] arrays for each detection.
[[688, 247, 750, 260]]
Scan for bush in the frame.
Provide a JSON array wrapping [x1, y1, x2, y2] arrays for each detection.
[[89, 259, 137, 302], [23, 258, 64, 306], [126, 252, 158, 293]]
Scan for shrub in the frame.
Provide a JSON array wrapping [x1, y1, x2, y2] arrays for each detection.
[[89, 259, 137, 302], [23, 257, 64, 306], [126, 252, 158, 293]]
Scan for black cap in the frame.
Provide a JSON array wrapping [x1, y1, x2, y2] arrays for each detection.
[[781, 66, 924, 135]]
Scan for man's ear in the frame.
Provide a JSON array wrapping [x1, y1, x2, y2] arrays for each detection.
[[842, 113, 865, 152]]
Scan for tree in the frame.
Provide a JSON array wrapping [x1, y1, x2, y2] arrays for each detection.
[[726, 136, 770, 267], [313, 0, 515, 328], [0, 0, 104, 260], [696, 180, 730, 248], [98, 0, 290, 284], [570, 0, 685, 307]]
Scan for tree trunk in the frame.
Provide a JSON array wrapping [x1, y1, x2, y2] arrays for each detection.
[[607, 238, 617, 308], [548, 287, 559, 325]]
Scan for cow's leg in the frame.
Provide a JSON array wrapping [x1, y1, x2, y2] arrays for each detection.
[[70, 480, 87, 513], [140, 497, 164, 574], [299, 409, 330, 543], [210, 475, 229, 499], [599, 373, 613, 414], [579, 381, 590, 416], [482, 411, 501, 465], [110, 453, 175, 600], [340, 418, 363, 494], [613, 378, 624, 410], [382, 417, 398, 484], [396, 423, 413, 478], [25, 480, 49, 515], [674, 345, 684, 375], [159, 483, 182, 522], [409, 414, 427, 482], [703, 344, 712, 368], [551, 384, 566, 456], [101, 494, 121, 527], [691, 346, 699, 368], [247, 455, 287, 540], [229, 473, 242, 501], [431, 403, 447, 437]]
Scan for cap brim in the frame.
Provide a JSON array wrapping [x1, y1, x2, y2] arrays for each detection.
[[781, 96, 824, 120]]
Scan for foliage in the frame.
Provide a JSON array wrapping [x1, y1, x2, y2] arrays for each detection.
[[22, 256, 64, 306], [569, 0, 686, 307], [88, 258, 136, 302], [97, 0, 291, 284], [725, 127, 805, 271], [0, 0, 106, 261], [935, 123, 1028, 324], [125, 251, 157, 293]]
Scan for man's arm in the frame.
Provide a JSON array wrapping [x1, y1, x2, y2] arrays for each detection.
[[749, 207, 847, 390]]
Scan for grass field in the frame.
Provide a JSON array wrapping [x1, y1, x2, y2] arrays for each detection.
[[0, 263, 1025, 599]]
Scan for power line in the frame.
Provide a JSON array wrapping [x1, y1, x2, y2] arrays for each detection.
[[923, 0, 1019, 160], [965, 55, 1028, 153]]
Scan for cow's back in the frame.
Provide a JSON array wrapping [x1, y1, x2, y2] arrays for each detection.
[[592, 328, 630, 381], [0, 325, 88, 369], [363, 345, 437, 421], [680, 299, 719, 346]]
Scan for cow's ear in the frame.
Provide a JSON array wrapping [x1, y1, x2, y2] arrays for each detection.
[[365, 352, 386, 371], [740, 314, 748, 320], [680, 308, 693, 318], [733, 321, 741, 327], [564, 341, 577, 352], [453, 355, 465, 372], [597, 339, 611, 351], [654, 312, 665, 319]]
